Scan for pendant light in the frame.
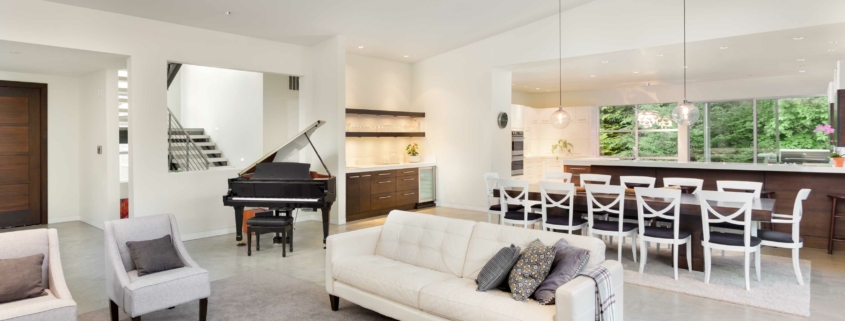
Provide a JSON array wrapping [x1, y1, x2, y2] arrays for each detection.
[[671, 0, 700, 126], [550, 0, 571, 129]]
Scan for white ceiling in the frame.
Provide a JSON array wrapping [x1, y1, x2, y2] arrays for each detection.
[[46, 0, 594, 63], [512, 22, 845, 93], [0, 40, 127, 76]]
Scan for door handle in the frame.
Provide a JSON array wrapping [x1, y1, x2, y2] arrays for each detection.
[[403, 171, 415, 173], [362, 175, 371, 177]]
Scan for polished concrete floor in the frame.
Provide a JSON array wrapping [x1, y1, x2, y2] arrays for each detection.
[[6, 207, 845, 320]]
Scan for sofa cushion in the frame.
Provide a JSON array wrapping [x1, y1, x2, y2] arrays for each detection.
[[507, 240, 555, 301], [420, 278, 555, 321], [0, 254, 46, 304], [124, 267, 210, 316], [375, 211, 476, 277], [534, 238, 590, 305], [332, 255, 457, 309], [475, 245, 521, 291], [462, 222, 605, 279], [0, 289, 77, 321], [125, 235, 185, 277]]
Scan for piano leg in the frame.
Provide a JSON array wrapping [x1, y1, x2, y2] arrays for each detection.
[[322, 203, 333, 248], [234, 206, 246, 246]]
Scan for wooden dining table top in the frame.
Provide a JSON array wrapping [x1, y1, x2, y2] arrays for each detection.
[[494, 184, 776, 221]]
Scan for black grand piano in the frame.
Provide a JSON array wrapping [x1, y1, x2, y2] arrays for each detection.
[[222, 120, 336, 246]]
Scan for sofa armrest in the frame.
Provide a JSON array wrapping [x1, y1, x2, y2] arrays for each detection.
[[555, 260, 624, 321], [46, 229, 73, 301], [325, 226, 383, 294]]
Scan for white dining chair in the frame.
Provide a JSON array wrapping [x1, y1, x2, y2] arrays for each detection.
[[538, 181, 586, 234], [620, 176, 656, 188], [634, 187, 691, 280], [579, 174, 611, 186], [499, 179, 541, 229], [663, 177, 704, 194], [713, 180, 764, 256], [484, 173, 522, 223], [759, 188, 811, 285], [543, 171, 573, 183], [586, 184, 638, 263], [698, 190, 761, 291]]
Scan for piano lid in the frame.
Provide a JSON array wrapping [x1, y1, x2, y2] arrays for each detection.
[[238, 120, 327, 176]]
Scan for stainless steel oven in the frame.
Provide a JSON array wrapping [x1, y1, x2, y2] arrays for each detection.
[[512, 131, 524, 176]]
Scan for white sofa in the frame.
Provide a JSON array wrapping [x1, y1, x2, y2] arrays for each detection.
[[326, 211, 623, 321]]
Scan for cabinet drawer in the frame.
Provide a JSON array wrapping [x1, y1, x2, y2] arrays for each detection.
[[396, 168, 419, 177], [371, 192, 396, 210], [396, 176, 418, 191], [371, 177, 396, 194], [371, 170, 394, 179], [396, 189, 419, 206]]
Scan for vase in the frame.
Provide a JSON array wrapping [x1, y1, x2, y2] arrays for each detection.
[[408, 155, 422, 163], [834, 157, 844, 167]]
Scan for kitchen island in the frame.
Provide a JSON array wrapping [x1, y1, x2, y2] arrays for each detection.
[[562, 159, 845, 251]]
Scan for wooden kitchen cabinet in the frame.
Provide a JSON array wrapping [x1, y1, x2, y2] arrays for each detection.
[[346, 167, 424, 222]]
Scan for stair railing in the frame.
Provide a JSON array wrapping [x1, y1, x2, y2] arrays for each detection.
[[168, 109, 209, 171]]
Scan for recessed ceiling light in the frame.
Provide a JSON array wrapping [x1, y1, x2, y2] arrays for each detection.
[[656, 54, 664, 57], [535, 88, 540, 90], [719, 46, 729, 49], [793, 36, 804, 40], [403, 55, 410, 58], [799, 70, 806, 73], [632, 71, 639, 74], [830, 41, 838, 44], [829, 49, 837, 52], [358, 46, 364, 49], [8, 51, 22, 54], [601, 60, 609, 64], [225, 11, 232, 15], [546, 90, 550, 92], [796, 58, 806, 62], [590, 75, 596, 78]]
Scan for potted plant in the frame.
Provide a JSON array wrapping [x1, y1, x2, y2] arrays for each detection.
[[551, 139, 574, 160], [832, 152, 844, 168], [406, 143, 421, 163]]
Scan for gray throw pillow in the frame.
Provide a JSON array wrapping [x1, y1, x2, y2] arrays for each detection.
[[534, 238, 591, 305], [476, 244, 521, 291], [508, 239, 556, 301], [0, 254, 46, 304], [126, 235, 185, 277]]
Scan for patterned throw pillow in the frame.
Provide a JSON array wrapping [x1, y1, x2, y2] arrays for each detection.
[[475, 244, 521, 291], [508, 239, 556, 301], [534, 238, 591, 305]]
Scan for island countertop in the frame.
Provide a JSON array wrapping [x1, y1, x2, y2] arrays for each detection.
[[562, 159, 845, 174]]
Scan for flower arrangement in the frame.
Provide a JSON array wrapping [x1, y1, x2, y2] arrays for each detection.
[[814, 124, 835, 135], [405, 143, 419, 156]]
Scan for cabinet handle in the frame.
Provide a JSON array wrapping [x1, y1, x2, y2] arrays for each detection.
[[403, 171, 415, 173], [403, 178, 414, 181], [378, 181, 392, 184], [378, 196, 392, 199], [378, 173, 391, 176], [362, 175, 371, 177], [349, 176, 360, 178], [403, 192, 415, 196]]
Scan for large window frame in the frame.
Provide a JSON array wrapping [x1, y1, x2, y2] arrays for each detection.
[[598, 95, 828, 163], [598, 104, 679, 161]]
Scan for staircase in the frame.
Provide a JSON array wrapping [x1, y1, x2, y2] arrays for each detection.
[[168, 128, 229, 169]]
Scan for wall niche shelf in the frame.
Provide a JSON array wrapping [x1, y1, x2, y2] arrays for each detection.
[[346, 108, 425, 118], [346, 132, 425, 138]]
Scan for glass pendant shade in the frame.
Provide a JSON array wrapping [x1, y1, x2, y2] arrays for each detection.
[[550, 108, 571, 129], [671, 101, 700, 126]]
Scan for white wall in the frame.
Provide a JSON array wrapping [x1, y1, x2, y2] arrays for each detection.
[[414, 0, 845, 210], [0, 0, 345, 238], [0, 70, 81, 223], [179, 65, 264, 169], [166, 72, 181, 120], [346, 54, 415, 111], [78, 69, 120, 229], [263, 73, 300, 154]]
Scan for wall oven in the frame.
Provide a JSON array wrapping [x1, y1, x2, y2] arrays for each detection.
[[512, 131, 524, 176]]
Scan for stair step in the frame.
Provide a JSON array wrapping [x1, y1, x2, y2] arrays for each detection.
[[169, 135, 210, 140], [170, 141, 216, 147], [170, 157, 228, 164], [171, 149, 220, 155]]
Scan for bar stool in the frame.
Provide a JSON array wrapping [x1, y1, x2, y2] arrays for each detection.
[[827, 194, 845, 254]]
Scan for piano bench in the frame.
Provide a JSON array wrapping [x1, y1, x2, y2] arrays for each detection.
[[246, 216, 294, 257]]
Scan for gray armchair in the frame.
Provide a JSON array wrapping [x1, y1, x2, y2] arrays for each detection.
[[0, 229, 77, 321], [104, 214, 210, 321]]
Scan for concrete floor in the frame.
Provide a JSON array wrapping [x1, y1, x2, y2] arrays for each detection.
[[5, 207, 845, 320]]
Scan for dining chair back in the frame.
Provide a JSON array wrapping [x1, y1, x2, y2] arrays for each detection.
[[499, 179, 540, 229], [484, 173, 501, 223], [620, 176, 656, 188], [543, 171, 573, 183], [716, 180, 763, 198], [634, 187, 691, 279], [585, 184, 637, 262], [698, 190, 760, 290], [763, 188, 811, 285], [663, 177, 704, 194], [538, 181, 583, 234], [580, 174, 611, 187]]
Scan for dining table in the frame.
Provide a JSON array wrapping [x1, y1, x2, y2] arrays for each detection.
[[493, 184, 776, 272]]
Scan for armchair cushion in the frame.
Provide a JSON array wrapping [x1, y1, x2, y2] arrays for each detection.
[[0, 254, 46, 304], [0, 289, 76, 321], [126, 235, 185, 277], [124, 267, 210, 316]]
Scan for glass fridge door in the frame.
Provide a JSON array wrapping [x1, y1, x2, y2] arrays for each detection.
[[418, 166, 436, 203]]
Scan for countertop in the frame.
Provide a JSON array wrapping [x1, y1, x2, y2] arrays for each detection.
[[346, 162, 436, 173], [562, 159, 845, 174]]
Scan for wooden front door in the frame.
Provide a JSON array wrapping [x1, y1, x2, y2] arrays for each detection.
[[0, 81, 46, 228]]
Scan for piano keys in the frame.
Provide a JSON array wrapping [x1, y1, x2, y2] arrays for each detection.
[[222, 120, 337, 246]]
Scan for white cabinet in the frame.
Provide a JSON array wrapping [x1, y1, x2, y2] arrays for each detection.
[[510, 104, 524, 130]]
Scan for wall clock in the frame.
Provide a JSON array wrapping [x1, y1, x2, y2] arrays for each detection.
[[497, 112, 508, 129]]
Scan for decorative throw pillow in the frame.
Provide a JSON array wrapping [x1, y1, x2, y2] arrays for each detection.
[[508, 239, 556, 301], [126, 235, 185, 277], [476, 244, 521, 291], [534, 238, 591, 305], [0, 254, 46, 304]]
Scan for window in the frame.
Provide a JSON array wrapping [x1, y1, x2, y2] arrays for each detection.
[[708, 100, 754, 163], [598, 104, 678, 160]]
